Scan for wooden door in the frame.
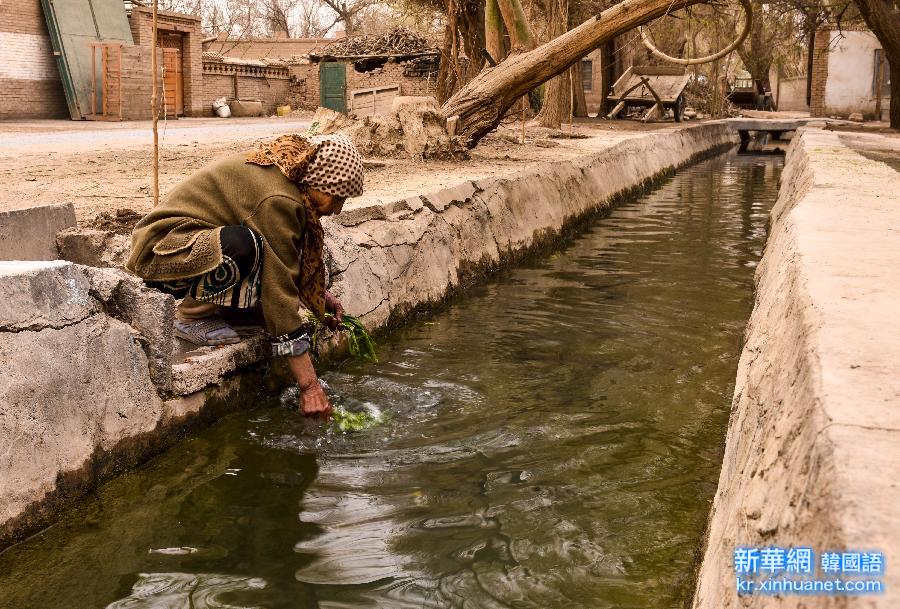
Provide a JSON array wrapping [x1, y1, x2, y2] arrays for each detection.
[[319, 62, 347, 113], [350, 85, 400, 117], [162, 47, 183, 116]]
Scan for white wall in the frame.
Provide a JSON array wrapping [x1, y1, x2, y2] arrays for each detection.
[[0, 32, 59, 81], [778, 76, 808, 111], [825, 30, 886, 118]]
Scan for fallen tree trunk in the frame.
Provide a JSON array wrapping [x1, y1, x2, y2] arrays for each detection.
[[441, 0, 703, 146]]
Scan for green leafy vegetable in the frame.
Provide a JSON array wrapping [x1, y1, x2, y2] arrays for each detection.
[[339, 314, 378, 363], [310, 313, 378, 363], [331, 407, 381, 432]]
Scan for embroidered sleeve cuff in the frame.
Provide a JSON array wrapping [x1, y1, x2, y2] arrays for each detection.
[[272, 332, 311, 357]]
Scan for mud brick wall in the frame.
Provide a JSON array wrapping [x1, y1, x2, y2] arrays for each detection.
[[203, 38, 330, 61], [96, 45, 181, 121], [0, 0, 68, 119], [202, 73, 237, 108], [200, 63, 291, 116], [346, 61, 437, 100], [111, 46, 153, 120], [287, 64, 320, 110]]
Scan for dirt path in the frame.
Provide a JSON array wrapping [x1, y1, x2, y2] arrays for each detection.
[[0, 116, 684, 226]]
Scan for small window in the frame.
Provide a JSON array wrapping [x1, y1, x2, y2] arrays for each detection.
[[581, 60, 593, 92], [874, 49, 891, 96]]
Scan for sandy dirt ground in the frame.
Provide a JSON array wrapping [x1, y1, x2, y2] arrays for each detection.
[[836, 130, 900, 174], [0, 115, 687, 227]]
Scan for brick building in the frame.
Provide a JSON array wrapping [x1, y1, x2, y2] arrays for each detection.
[[3, 0, 341, 120], [311, 54, 441, 115], [581, 49, 604, 111], [2, 5, 440, 121], [125, 6, 203, 118], [809, 25, 890, 120], [90, 6, 203, 120], [2, 1, 204, 121], [347, 58, 439, 98], [0, 0, 68, 119]]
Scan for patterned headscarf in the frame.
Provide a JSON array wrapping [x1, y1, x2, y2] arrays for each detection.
[[244, 133, 363, 321], [304, 134, 365, 198]]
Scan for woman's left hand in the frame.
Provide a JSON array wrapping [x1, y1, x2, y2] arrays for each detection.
[[324, 290, 344, 331]]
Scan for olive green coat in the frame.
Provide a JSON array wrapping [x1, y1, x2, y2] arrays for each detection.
[[127, 152, 313, 338]]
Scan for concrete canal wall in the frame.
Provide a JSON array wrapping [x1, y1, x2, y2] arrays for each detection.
[[692, 127, 900, 608], [0, 121, 737, 549], [325, 122, 737, 329]]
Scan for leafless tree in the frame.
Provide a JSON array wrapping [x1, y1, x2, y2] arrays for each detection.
[[318, 0, 381, 34], [265, 0, 293, 35], [294, 0, 337, 36]]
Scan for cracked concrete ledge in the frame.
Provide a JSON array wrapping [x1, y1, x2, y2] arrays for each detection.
[[692, 127, 900, 609], [171, 329, 271, 395], [0, 203, 75, 262], [0, 121, 737, 551]]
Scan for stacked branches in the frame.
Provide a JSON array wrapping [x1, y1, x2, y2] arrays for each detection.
[[314, 27, 439, 57]]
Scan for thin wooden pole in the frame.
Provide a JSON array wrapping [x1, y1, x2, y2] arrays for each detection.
[[90, 45, 97, 116], [569, 65, 575, 135], [151, 1, 160, 207], [520, 96, 526, 144], [118, 44, 123, 121], [102, 45, 109, 116]]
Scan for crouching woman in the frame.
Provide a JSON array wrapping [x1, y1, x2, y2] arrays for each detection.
[[126, 134, 364, 417]]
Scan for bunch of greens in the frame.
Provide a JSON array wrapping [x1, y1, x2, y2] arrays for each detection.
[[339, 314, 378, 363], [331, 407, 382, 433], [309, 313, 378, 363]]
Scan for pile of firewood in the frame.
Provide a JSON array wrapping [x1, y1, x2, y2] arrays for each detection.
[[319, 27, 436, 57]]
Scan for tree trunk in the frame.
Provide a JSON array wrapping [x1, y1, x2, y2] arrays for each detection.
[[459, 3, 487, 82], [599, 41, 616, 116], [890, 53, 900, 127], [736, 0, 773, 90], [572, 62, 588, 117], [854, 0, 900, 128], [497, 0, 535, 51], [536, 0, 570, 128], [437, 22, 456, 103], [711, 58, 721, 117], [437, 0, 485, 102], [486, 0, 507, 63], [442, 0, 703, 146], [539, 70, 571, 127]]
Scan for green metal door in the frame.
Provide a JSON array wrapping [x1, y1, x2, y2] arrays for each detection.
[[319, 62, 347, 113], [41, 0, 134, 120]]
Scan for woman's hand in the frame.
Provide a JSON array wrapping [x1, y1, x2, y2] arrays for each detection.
[[287, 352, 333, 417], [300, 382, 332, 417], [324, 290, 344, 331]]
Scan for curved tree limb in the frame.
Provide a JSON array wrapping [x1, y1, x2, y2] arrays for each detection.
[[639, 0, 752, 65], [441, 0, 708, 147]]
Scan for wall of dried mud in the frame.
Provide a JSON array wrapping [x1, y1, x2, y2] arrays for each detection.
[[692, 127, 899, 608], [0, 122, 737, 551]]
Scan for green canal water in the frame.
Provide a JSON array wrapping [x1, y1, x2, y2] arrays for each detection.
[[0, 152, 782, 609]]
